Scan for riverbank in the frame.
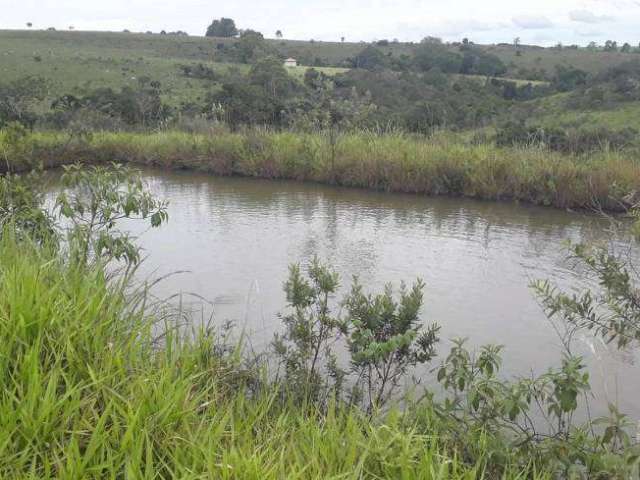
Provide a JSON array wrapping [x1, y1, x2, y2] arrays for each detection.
[[3, 129, 639, 211]]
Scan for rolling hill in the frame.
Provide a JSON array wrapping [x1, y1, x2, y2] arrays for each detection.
[[1, 29, 638, 108]]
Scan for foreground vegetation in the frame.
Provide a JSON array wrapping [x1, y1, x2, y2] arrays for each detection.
[[1, 161, 640, 478], [2, 234, 492, 478], [2, 127, 639, 211]]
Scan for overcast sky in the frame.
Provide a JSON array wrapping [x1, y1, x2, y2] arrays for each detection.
[[3, 0, 640, 46]]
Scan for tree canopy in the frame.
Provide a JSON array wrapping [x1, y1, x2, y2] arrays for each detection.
[[206, 18, 238, 38]]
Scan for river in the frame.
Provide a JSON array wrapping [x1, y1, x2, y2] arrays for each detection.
[[112, 168, 639, 418]]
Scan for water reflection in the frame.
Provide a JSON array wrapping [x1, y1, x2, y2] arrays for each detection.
[[123, 169, 639, 418]]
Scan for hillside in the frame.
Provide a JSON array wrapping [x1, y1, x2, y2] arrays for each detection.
[[1, 29, 637, 104], [0, 27, 640, 144]]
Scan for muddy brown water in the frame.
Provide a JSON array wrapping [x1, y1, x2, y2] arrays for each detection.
[[60, 168, 640, 418]]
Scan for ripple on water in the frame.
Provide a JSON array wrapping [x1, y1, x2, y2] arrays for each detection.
[[50, 169, 640, 419]]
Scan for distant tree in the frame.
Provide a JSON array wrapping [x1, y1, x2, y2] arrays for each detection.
[[552, 65, 587, 92], [303, 68, 323, 89], [587, 41, 598, 51], [209, 58, 294, 129], [26, 22, 32, 28], [0, 77, 48, 129], [160, 30, 166, 35], [460, 50, 507, 76], [69, 26, 74, 31], [421, 36, 443, 45], [412, 43, 463, 73], [604, 40, 618, 52], [341, 36, 345, 43], [206, 18, 238, 38], [513, 37, 521, 48], [353, 45, 387, 70], [235, 30, 269, 63], [249, 56, 294, 97], [276, 30, 283, 39], [621, 42, 632, 53]]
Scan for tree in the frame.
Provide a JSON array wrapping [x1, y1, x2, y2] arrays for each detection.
[[0, 77, 48, 130], [205, 17, 238, 38], [209, 58, 292, 129], [248, 56, 294, 97], [341, 36, 345, 43], [234, 30, 270, 63], [552, 65, 587, 92], [460, 50, 507, 76], [412, 43, 463, 73], [26, 22, 32, 28], [344, 278, 440, 412], [421, 36, 443, 44], [272, 259, 346, 400], [55, 164, 168, 267], [276, 30, 283, 39], [353, 45, 387, 70], [0, 167, 55, 241], [604, 40, 618, 52], [303, 68, 323, 89], [513, 37, 521, 48], [621, 42, 632, 53]]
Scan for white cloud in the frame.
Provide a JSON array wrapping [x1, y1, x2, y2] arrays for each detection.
[[569, 9, 614, 23], [512, 15, 554, 29]]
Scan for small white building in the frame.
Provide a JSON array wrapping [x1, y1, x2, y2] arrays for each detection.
[[284, 57, 297, 68]]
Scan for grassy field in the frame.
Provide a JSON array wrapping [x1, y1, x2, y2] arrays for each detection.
[[480, 44, 636, 78], [0, 30, 224, 106], [1, 29, 637, 106], [286, 64, 350, 79], [220, 34, 638, 78], [3, 129, 639, 211], [451, 73, 549, 87], [0, 30, 349, 107], [516, 91, 640, 130]]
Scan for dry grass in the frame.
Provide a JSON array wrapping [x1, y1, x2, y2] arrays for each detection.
[[4, 129, 638, 211]]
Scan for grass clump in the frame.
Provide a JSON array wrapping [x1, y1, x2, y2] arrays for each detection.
[[2, 128, 639, 211], [0, 233, 502, 479]]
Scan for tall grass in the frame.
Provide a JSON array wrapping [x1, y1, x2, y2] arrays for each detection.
[[3, 128, 639, 211], [1, 233, 541, 478]]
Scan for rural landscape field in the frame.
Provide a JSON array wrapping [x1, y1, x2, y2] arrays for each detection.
[[2, 4, 640, 478]]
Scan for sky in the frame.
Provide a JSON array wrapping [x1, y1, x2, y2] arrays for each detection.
[[3, 0, 640, 46]]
